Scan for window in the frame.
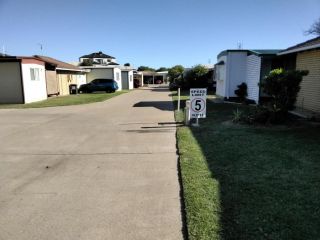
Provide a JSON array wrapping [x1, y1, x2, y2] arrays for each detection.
[[30, 68, 40, 81], [130, 75, 133, 82], [116, 72, 120, 81], [92, 79, 100, 84]]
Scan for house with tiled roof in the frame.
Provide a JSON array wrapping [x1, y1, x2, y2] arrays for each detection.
[[0, 55, 48, 103], [278, 37, 320, 113], [35, 55, 88, 96], [215, 49, 283, 103], [79, 51, 136, 90], [79, 51, 118, 65]]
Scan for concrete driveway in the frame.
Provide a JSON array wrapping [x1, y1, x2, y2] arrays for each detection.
[[0, 86, 183, 240]]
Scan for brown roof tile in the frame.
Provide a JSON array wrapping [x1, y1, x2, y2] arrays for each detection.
[[34, 55, 81, 71]]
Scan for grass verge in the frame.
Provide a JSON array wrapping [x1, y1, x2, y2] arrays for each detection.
[[173, 91, 320, 240], [0, 91, 128, 109]]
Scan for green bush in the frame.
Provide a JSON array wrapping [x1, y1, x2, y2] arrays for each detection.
[[234, 82, 248, 103], [184, 65, 209, 88], [235, 69, 308, 124], [232, 108, 243, 123], [168, 65, 184, 83], [260, 68, 308, 113]]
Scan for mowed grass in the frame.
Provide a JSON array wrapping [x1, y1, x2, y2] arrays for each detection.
[[173, 91, 320, 240], [0, 91, 128, 109]]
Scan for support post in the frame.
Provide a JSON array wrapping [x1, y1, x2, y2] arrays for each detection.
[[192, 117, 199, 127], [185, 100, 191, 125], [177, 88, 181, 111]]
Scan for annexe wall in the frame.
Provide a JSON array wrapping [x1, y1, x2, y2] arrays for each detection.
[[296, 50, 320, 113], [0, 62, 24, 103], [246, 54, 261, 103]]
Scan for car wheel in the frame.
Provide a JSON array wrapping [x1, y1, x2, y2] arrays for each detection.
[[106, 88, 113, 93]]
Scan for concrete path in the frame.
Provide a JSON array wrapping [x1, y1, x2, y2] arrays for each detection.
[[0, 86, 183, 240]]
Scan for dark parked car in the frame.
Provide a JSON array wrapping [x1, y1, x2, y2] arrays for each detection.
[[78, 79, 118, 93], [169, 82, 181, 91]]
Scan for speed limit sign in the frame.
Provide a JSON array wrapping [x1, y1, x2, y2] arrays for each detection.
[[190, 88, 207, 118]]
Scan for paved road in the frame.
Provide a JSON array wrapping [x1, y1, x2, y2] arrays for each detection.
[[0, 86, 183, 240]]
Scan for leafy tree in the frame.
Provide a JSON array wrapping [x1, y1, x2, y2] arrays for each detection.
[[184, 65, 209, 88], [124, 63, 131, 66], [137, 66, 155, 72], [156, 67, 168, 72], [305, 17, 320, 36], [260, 68, 308, 114], [79, 59, 93, 66], [168, 65, 184, 82]]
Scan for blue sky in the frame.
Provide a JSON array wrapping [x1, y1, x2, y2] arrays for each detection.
[[0, 0, 319, 68]]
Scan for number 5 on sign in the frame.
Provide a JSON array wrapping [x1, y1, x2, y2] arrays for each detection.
[[190, 88, 207, 118]]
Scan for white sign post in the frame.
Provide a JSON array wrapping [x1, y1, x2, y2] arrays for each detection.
[[190, 88, 207, 126]]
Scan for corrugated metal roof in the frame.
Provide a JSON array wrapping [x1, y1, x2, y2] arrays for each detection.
[[283, 37, 320, 51], [250, 49, 282, 55], [278, 37, 320, 55], [217, 49, 282, 58]]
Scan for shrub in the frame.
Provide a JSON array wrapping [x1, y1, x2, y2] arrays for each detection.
[[260, 68, 308, 113], [232, 108, 243, 123], [184, 65, 209, 88], [168, 65, 184, 83], [234, 69, 308, 125], [234, 82, 248, 103]]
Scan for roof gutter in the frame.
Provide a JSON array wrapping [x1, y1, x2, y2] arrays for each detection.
[[278, 43, 320, 55], [56, 67, 87, 72]]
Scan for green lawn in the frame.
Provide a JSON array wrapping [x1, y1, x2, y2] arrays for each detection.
[[0, 91, 128, 109], [173, 91, 320, 240]]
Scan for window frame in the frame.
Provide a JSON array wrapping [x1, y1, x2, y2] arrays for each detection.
[[30, 68, 40, 81]]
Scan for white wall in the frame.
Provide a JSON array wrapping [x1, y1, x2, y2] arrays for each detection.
[[226, 52, 247, 98], [76, 74, 87, 86], [121, 70, 134, 90], [246, 55, 261, 103], [86, 68, 114, 83], [215, 55, 227, 97], [113, 68, 122, 91], [85, 67, 122, 90], [21, 63, 47, 103], [128, 70, 134, 89]]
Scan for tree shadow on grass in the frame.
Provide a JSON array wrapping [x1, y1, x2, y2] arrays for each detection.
[[188, 103, 320, 239]]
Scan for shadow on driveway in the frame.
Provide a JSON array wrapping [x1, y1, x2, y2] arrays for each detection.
[[133, 101, 174, 111]]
